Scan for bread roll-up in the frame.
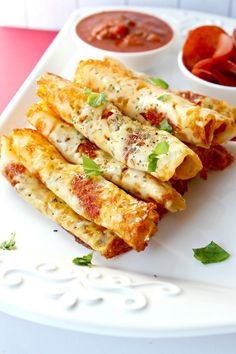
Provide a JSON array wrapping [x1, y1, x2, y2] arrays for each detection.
[[28, 101, 185, 213], [74, 58, 236, 147], [0, 136, 130, 258], [10, 129, 158, 251], [36, 73, 202, 182], [176, 90, 236, 134]]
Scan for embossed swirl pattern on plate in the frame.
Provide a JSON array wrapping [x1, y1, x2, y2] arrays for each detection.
[[0, 258, 181, 311]]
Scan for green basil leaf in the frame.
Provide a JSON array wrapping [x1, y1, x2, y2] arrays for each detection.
[[73, 252, 93, 267], [0, 232, 16, 250], [148, 77, 169, 89], [88, 92, 106, 107], [159, 118, 173, 134], [83, 87, 106, 107], [153, 141, 169, 155], [83, 87, 92, 95], [82, 155, 102, 177], [148, 153, 158, 172], [193, 241, 230, 264], [147, 142, 169, 172], [157, 94, 169, 102]]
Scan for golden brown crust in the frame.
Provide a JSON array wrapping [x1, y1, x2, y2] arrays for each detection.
[[27, 101, 186, 212], [176, 90, 236, 143], [0, 136, 130, 258], [36, 73, 202, 181], [74, 58, 236, 147], [10, 129, 159, 251]]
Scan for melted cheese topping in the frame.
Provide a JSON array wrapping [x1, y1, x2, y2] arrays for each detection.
[[28, 102, 185, 212], [176, 90, 236, 143], [10, 129, 158, 251], [36, 73, 202, 181], [74, 58, 236, 147], [0, 136, 130, 258]]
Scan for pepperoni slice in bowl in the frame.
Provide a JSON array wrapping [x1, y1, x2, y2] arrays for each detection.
[[231, 29, 236, 63], [193, 33, 234, 70], [182, 25, 236, 87], [233, 28, 236, 47], [192, 67, 236, 86], [182, 25, 226, 71], [217, 60, 236, 76], [212, 33, 234, 62], [191, 67, 222, 84]]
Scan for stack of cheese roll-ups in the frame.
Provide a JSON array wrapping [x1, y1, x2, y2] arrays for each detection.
[[74, 58, 235, 178], [2, 58, 234, 259]]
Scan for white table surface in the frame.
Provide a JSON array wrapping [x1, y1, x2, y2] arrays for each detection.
[[1, 0, 236, 30], [1, 312, 236, 354]]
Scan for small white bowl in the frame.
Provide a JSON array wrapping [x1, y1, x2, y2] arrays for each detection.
[[71, 11, 177, 72], [177, 51, 236, 104]]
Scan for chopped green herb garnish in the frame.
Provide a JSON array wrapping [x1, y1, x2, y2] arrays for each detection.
[[147, 141, 169, 172], [193, 241, 230, 264], [153, 141, 169, 155], [157, 94, 169, 102], [83, 87, 106, 107], [88, 92, 106, 107], [73, 252, 93, 267], [148, 153, 158, 172], [0, 232, 16, 250], [159, 118, 173, 134], [148, 77, 169, 89], [82, 155, 102, 177], [83, 87, 92, 95]]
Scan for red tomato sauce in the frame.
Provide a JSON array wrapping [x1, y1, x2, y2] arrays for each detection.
[[76, 11, 173, 53], [5, 163, 26, 187], [124, 132, 144, 162], [141, 108, 166, 127], [71, 174, 101, 220], [77, 139, 98, 159], [189, 144, 234, 180], [141, 108, 179, 132]]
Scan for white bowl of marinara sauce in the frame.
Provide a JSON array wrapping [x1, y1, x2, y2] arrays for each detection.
[[71, 10, 177, 71]]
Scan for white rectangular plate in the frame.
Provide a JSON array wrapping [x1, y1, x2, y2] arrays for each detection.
[[0, 7, 236, 338]]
